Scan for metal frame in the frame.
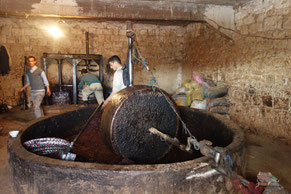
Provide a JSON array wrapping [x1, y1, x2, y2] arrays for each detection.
[[42, 53, 103, 104]]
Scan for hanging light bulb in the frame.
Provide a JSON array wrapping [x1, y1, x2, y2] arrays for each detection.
[[47, 26, 63, 38]]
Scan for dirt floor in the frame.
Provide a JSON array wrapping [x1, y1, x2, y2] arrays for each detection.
[[0, 105, 290, 193], [244, 132, 291, 191]]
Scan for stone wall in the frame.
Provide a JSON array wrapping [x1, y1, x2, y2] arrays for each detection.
[[184, 0, 291, 140], [0, 17, 184, 106]]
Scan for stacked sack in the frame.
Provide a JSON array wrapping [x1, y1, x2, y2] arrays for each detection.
[[205, 93, 230, 115], [172, 71, 230, 115]]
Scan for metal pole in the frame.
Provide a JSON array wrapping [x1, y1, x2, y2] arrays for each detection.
[[85, 32, 89, 55], [128, 34, 133, 87], [72, 59, 79, 104], [42, 54, 49, 105], [57, 59, 63, 92], [99, 57, 103, 82], [126, 21, 133, 87]]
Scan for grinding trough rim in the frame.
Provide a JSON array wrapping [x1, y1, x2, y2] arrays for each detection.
[[8, 106, 244, 172]]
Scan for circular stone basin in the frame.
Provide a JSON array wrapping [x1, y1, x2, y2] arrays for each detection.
[[8, 106, 246, 194]]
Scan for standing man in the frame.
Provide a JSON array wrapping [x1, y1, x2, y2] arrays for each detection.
[[18, 56, 51, 118], [102, 55, 126, 109], [78, 69, 104, 106]]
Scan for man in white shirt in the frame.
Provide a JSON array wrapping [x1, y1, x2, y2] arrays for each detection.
[[18, 56, 51, 118], [102, 55, 126, 109]]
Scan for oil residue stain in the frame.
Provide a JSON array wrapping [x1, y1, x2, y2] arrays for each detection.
[[66, 111, 122, 164]]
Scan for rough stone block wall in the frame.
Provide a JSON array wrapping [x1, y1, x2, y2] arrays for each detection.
[[0, 17, 184, 105], [184, 0, 291, 140], [0, 0, 289, 141], [133, 24, 184, 91]]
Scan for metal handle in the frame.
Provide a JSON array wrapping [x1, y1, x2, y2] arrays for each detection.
[[70, 102, 104, 149]]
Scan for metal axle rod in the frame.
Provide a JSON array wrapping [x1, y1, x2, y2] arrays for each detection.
[[149, 127, 221, 164]]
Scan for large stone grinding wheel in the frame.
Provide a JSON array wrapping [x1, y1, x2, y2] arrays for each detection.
[[101, 85, 179, 163]]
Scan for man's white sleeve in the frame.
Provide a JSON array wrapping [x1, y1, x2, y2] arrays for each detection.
[[40, 72, 49, 86]]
